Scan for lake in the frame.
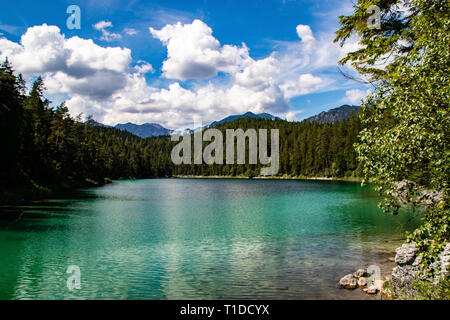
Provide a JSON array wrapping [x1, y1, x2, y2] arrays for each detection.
[[0, 178, 422, 299]]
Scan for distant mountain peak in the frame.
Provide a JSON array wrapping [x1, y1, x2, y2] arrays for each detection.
[[209, 111, 280, 127], [114, 122, 173, 138], [88, 106, 355, 139], [305, 105, 359, 124]]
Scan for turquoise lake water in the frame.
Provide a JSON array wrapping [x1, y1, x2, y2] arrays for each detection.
[[0, 178, 422, 299]]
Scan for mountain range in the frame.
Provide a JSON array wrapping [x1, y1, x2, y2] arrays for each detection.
[[115, 123, 173, 138], [96, 105, 359, 138], [208, 111, 281, 127], [304, 104, 359, 124]]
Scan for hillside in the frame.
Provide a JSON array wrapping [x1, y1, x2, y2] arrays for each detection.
[[305, 105, 359, 124]]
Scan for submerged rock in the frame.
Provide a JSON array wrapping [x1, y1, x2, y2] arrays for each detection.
[[358, 277, 368, 287], [339, 274, 358, 289], [339, 266, 385, 295]]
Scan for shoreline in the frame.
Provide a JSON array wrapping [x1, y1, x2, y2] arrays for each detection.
[[337, 237, 405, 300], [173, 174, 361, 182]]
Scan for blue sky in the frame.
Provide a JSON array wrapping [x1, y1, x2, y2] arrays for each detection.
[[0, 0, 369, 128]]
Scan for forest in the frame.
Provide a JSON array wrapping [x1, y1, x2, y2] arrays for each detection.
[[0, 58, 360, 202]]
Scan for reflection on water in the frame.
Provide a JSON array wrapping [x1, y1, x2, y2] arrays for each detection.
[[0, 178, 422, 299]]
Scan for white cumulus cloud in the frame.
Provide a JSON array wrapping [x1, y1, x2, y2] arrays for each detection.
[[280, 73, 329, 99], [150, 19, 251, 80], [0, 24, 134, 102], [345, 88, 371, 104], [296, 25, 315, 51], [0, 19, 365, 129]]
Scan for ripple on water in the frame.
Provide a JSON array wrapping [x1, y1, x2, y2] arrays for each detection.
[[0, 179, 421, 300]]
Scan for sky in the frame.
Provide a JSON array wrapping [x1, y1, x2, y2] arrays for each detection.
[[0, 0, 371, 129]]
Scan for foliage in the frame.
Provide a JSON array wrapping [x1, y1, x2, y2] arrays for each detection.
[[410, 278, 450, 300], [335, 0, 419, 82], [335, 0, 449, 280], [407, 202, 449, 271], [383, 276, 450, 300]]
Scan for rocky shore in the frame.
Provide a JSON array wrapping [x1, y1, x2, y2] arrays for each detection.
[[390, 243, 450, 298], [338, 267, 385, 295], [338, 242, 450, 299]]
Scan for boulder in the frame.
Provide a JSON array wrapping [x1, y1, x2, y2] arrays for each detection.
[[391, 264, 420, 292], [358, 277, 368, 287], [433, 243, 450, 283], [391, 242, 450, 298], [392, 180, 443, 206], [417, 189, 444, 205], [391, 244, 425, 297], [339, 274, 358, 289], [353, 268, 367, 278], [395, 243, 417, 265]]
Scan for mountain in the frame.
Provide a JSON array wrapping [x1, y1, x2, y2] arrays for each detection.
[[305, 105, 359, 124], [94, 107, 354, 138], [114, 122, 172, 138], [209, 112, 281, 127]]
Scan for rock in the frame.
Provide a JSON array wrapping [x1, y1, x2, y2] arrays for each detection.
[[412, 253, 423, 266], [391, 181, 417, 204], [391, 242, 450, 298], [395, 243, 417, 265], [339, 274, 358, 289], [392, 264, 418, 286], [391, 245, 422, 298], [358, 277, 368, 287], [391, 180, 444, 206], [354, 268, 367, 278], [417, 189, 444, 205], [366, 285, 378, 294]]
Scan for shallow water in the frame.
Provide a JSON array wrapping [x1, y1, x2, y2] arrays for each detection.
[[0, 178, 421, 299]]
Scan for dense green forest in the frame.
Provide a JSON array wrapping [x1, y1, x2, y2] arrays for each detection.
[[171, 116, 360, 177], [0, 58, 360, 202]]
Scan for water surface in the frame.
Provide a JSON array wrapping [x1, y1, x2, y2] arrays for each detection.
[[0, 179, 421, 299]]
